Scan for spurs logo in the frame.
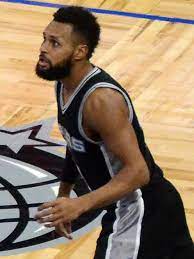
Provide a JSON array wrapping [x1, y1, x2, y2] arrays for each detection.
[[58, 124, 86, 153]]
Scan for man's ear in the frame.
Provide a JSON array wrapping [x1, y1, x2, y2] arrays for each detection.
[[73, 44, 89, 61]]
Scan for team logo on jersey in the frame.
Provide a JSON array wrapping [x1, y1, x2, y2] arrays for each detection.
[[0, 118, 104, 256], [58, 124, 86, 153]]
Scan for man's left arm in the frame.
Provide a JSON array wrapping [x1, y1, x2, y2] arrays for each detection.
[[78, 88, 150, 211]]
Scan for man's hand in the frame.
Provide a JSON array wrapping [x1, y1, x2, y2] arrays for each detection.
[[54, 222, 73, 240], [35, 197, 84, 228]]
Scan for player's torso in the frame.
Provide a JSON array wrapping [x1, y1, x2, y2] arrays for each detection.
[[55, 66, 163, 192]]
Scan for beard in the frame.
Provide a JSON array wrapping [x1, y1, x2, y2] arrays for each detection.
[[35, 56, 72, 81]]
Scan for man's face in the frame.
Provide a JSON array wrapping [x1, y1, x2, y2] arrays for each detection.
[[36, 21, 76, 81]]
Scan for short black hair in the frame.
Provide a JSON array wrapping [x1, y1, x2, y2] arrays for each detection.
[[53, 6, 101, 59]]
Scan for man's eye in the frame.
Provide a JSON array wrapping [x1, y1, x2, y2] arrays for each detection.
[[51, 40, 60, 47]]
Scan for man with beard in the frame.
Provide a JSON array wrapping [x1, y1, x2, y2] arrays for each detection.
[[35, 6, 194, 259]]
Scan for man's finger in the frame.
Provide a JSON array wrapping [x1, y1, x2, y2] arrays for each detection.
[[34, 207, 58, 220], [38, 213, 62, 223], [54, 227, 64, 237], [38, 200, 58, 211], [65, 223, 72, 235], [44, 218, 63, 228], [62, 229, 73, 240], [59, 223, 72, 240]]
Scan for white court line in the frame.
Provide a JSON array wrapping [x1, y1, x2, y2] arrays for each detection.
[[0, 156, 47, 178]]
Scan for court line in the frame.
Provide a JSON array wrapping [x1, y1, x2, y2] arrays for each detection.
[[1, 0, 194, 25]]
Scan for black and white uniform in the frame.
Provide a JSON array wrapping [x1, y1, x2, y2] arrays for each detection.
[[55, 66, 194, 259]]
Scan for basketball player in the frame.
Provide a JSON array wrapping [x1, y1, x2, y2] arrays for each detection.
[[35, 6, 194, 259]]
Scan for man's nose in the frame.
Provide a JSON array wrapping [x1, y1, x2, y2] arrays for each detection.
[[40, 40, 48, 53]]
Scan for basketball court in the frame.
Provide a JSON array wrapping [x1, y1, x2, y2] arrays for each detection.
[[0, 0, 194, 258]]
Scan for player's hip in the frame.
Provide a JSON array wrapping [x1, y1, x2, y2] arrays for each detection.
[[94, 178, 193, 259]]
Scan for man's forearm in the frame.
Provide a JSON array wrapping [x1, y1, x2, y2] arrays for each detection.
[[57, 181, 74, 198], [76, 165, 149, 213]]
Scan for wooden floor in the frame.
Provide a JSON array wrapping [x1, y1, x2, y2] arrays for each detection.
[[0, 0, 194, 258]]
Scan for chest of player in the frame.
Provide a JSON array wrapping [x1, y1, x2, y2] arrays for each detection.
[[58, 110, 112, 190], [58, 105, 86, 149]]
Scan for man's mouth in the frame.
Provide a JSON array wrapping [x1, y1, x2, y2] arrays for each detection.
[[38, 56, 50, 68]]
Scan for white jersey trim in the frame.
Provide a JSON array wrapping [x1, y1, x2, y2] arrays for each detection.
[[100, 145, 120, 259], [105, 201, 121, 259], [133, 191, 145, 259], [58, 67, 101, 113], [100, 145, 144, 259]]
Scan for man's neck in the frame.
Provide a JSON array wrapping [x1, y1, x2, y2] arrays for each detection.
[[61, 62, 94, 94]]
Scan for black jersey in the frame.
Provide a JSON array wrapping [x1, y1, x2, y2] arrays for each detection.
[[55, 67, 194, 259], [55, 66, 163, 191]]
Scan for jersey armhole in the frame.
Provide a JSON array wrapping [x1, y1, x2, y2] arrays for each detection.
[[78, 82, 134, 144]]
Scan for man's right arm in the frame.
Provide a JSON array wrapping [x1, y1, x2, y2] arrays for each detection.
[[57, 181, 74, 198], [59, 147, 80, 187], [55, 147, 79, 239]]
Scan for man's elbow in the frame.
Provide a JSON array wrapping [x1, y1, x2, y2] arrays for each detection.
[[136, 161, 150, 187], [137, 163, 150, 187]]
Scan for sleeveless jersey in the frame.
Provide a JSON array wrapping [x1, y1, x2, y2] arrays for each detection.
[[55, 66, 163, 193]]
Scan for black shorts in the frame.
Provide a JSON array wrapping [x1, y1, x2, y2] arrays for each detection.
[[93, 178, 193, 259]]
